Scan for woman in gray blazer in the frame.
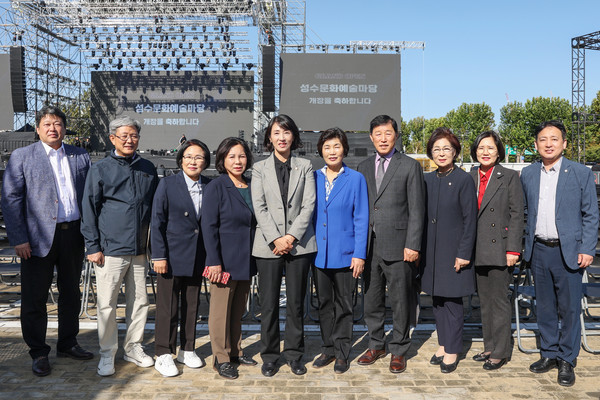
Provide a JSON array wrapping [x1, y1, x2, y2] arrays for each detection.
[[469, 131, 524, 370], [251, 114, 317, 377]]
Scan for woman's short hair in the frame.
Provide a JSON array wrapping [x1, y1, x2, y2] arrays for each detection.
[[470, 130, 505, 164], [176, 139, 211, 169], [317, 127, 349, 157], [263, 114, 303, 152], [215, 137, 253, 174], [426, 127, 461, 161], [109, 115, 142, 135]]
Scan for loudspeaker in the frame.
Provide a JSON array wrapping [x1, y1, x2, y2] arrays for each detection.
[[10, 46, 27, 113], [262, 45, 275, 112]]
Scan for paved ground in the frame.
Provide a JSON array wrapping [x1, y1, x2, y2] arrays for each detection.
[[0, 319, 599, 400]]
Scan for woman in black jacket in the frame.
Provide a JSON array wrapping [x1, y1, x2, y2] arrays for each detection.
[[469, 131, 523, 370], [422, 127, 477, 374]]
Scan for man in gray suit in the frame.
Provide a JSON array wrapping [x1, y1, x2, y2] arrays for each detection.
[[356, 115, 426, 373], [1, 106, 93, 377]]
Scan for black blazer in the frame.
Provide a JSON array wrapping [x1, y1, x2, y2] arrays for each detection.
[[150, 172, 210, 277], [201, 174, 257, 281], [422, 167, 477, 298], [469, 164, 524, 267]]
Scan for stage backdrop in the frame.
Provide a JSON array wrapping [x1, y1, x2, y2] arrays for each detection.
[[91, 70, 254, 151], [279, 53, 400, 132], [0, 54, 14, 131]]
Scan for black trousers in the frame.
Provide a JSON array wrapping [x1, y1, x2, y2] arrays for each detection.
[[154, 271, 202, 356], [475, 265, 513, 359], [432, 296, 464, 354], [20, 222, 84, 359], [313, 266, 354, 361], [257, 254, 312, 364], [363, 237, 414, 356]]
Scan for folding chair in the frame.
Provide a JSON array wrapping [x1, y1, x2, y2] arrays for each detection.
[[580, 282, 600, 354]]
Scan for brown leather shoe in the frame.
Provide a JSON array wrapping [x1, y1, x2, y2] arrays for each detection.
[[389, 354, 407, 373], [357, 349, 386, 365]]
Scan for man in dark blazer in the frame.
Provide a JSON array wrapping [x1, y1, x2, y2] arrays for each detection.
[[1, 106, 93, 377], [521, 120, 598, 387], [356, 115, 426, 373]]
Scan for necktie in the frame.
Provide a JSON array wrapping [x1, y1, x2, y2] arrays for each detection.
[[376, 157, 386, 192]]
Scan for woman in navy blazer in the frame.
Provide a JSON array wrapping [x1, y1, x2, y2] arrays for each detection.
[[312, 128, 369, 374], [201, 137, 257, 380], [151, 139, 211, 377]]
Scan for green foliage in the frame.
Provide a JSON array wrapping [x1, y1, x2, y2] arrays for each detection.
[[58, 89, 91, 138], [444, 102, 495, 162], [499, 96, 572, 159], [403, 116, 446, 154]]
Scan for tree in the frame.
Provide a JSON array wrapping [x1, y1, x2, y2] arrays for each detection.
[[444, 102, 495, 162], [59, 89, 92, 140], [403, 116, 446, 154], [499, 96, 571, 161]]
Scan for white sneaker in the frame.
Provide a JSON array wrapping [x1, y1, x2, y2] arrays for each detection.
[[154, 354, 179, 377], [97, 356, 115, 376], [176, 350, 205, 369], [123, 344, 154, 368]]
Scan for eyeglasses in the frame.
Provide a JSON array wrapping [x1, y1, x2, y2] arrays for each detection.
[[183, 155, 205, 162], [431, 147, 454, 155], [476, 146, 498, 154], [113, 134, 140, 141]]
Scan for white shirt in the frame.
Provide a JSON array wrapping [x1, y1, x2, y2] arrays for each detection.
[[42, 142, 79, 223], [535, 157, 562, 240], [183, 172, 202, 218]]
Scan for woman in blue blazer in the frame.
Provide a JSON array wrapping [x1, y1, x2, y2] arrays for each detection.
[[312, 128, 369, 374], [201, 137, 257, 380], [151, 139, 211, 377]]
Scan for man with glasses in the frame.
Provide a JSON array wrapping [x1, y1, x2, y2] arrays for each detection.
[[81, 116, 158, 376], [356, 115, 426, 373], [1, 106, 93, 376]]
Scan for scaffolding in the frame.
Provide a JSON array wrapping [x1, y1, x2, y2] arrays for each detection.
[[571, 30, 600, 163]]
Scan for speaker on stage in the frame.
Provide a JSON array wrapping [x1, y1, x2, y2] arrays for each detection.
[[262, 45, 275, 112], [10, 46, 27, 113]]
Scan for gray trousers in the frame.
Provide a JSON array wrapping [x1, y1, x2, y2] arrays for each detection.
[[475, 265, 513, 359]]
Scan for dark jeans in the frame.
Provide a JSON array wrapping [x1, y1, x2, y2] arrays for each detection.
[[20, 222, 84, 358], [257, 254, 312, 364]]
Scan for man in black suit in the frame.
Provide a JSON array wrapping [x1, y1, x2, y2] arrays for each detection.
[[356, 115, 426, 373]]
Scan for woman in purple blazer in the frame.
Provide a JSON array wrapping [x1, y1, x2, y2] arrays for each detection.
[[151, 139, 211, 377], [312, 128, 369, 374]]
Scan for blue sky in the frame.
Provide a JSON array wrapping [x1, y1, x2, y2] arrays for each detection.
[[303, 0, 600, 125]]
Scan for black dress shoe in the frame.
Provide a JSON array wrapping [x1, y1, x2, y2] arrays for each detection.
[[440, 359, 458, 373], [261, 362, 278, 377], [557, 359, 575, 387], [334, 359, 349, 374], [288, 360, 307, 375], [231, 355, 258, 366], [483, 358, 507, 370], [472, 352, 490, 362], [430, 354, 443, 365], [529, 357, 557, 373], [313, 354, 335, 368], [214, 361, 238, 379], [32, 356, 51, 377], [57, 345, 94, 360]]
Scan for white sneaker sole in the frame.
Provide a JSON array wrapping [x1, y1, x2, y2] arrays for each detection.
[[124, 355, 154, 368], [97, 367, 115, 376]]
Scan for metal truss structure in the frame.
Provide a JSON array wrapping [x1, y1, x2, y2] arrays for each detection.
[[571, 30, 600, 163], [0, 1, 424, 142]]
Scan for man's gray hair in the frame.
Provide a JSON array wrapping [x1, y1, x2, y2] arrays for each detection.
[[109, 115, 142, 136]]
